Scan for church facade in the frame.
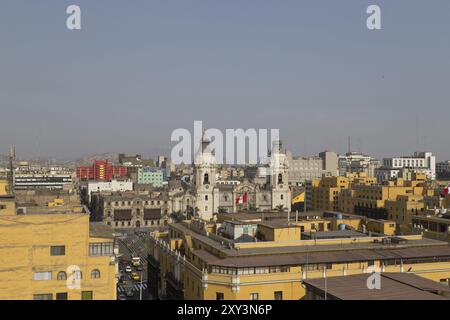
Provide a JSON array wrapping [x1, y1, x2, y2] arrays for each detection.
[[189, 138, 292, 221]]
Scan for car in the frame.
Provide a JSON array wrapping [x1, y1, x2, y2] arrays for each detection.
[[136, 265, 143, 271], [131, 272, 140, 281], [125, 266, 132, 273], [118, 294, 127, 300]]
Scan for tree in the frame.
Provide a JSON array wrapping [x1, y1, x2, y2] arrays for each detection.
[[218, 207, 227, 214]]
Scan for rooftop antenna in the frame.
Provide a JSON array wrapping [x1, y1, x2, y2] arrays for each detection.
[[415, 117, 420, 152], [357, 137, 362, 154], [8, 145, 15, 195], [347, 136, 351, 154]]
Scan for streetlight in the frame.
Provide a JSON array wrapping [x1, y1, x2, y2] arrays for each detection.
[[139, 270, 143, 300]]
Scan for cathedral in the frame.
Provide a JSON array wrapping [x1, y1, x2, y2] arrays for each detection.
[[176, 136, 292, 221]]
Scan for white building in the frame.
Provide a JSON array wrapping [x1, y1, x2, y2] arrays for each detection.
[[84, 180, 133, 202], [338, 152, 380, 177], [375, 152, 436, 182]]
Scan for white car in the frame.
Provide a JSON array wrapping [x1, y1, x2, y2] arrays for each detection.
[[125, 266, 132, 273]]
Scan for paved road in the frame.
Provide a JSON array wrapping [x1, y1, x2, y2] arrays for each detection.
[[117, 231, 151, 300]]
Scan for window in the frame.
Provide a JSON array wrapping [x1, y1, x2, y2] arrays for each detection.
[[250, 293, 259, 300], [56, 292, 68, 300], [278, 174, 283, 184], [50, 245, 65, 256], [91, 269, 101, 279], [89, 243, 113, 256], [81, 291, 93, 300], [34, 271, 52, 281], [274, 291, 283, 300], [33, 294, 52, 300], [205, 195, 208, 201], [57, 271, 67, 280], [216, 292, 224, 300]]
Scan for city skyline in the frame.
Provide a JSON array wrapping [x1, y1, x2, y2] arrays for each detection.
[[1, 0, 450, 159]]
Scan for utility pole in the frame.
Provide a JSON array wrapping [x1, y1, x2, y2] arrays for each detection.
[[139, 270, 143, 300]]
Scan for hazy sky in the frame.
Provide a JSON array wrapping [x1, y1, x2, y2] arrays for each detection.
[[1, 0, 449, 161]]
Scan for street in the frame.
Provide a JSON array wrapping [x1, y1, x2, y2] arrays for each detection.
[[116, 230, 151, 300]]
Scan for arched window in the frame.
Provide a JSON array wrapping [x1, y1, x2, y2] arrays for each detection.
[[204, 173, 209, 184], [278, 174, 283, 184], [57, 271, 67, 280], [91, 269, 101, 279]]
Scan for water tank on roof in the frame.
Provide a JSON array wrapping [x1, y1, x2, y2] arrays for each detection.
[[338, 223, 346, 231]]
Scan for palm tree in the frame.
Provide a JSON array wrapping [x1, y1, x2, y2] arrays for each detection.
[[275, 205, 286, 212]]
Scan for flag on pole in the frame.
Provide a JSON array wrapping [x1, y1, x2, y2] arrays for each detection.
[[236, 193, 248, 204]]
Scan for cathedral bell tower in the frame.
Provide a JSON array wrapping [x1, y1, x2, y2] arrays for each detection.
[[269, 140, 291, 211], [193, 135, 217, 220]]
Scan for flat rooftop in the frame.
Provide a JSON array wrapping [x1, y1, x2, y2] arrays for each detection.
[[303, 273, 450, 300], [89, 222, 116, 239], [21, 205, 87, 215], [171, 222, 450, 267], [302, 230, 368, 239], [193, 243, 450, 268]]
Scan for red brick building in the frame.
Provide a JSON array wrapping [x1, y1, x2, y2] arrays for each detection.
[[76, 160, 127, 181]]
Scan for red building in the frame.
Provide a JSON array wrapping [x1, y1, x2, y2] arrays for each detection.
[[76, 160, 127, 181]]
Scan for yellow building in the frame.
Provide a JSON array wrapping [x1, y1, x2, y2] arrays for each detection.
[[308, 173, 376, 212], [385, 194, 424, 231], [148, 215, 450, 300], [0, 180, 118, 300], [307, 176, 350, 212], [337, 175, 431, 230]]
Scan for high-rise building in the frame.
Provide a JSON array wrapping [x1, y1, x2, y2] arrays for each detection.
[[137, 167, 164, 187], [338, 152, 380, 177], [375, 152, 436, 182], [286, 151, 338, 185], [76, 160, 127, 181]]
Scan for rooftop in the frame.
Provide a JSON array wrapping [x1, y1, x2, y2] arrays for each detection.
[[89, 222, 116, 239], [20, 204, 87, 215], [303, 273, 450, 300], [171, 222, 450, 267], [302, 230, 368, 239], [192, 243, 450, 268]]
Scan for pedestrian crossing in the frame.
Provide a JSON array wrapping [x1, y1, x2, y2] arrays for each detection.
[[117, 283, 148, 293]]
